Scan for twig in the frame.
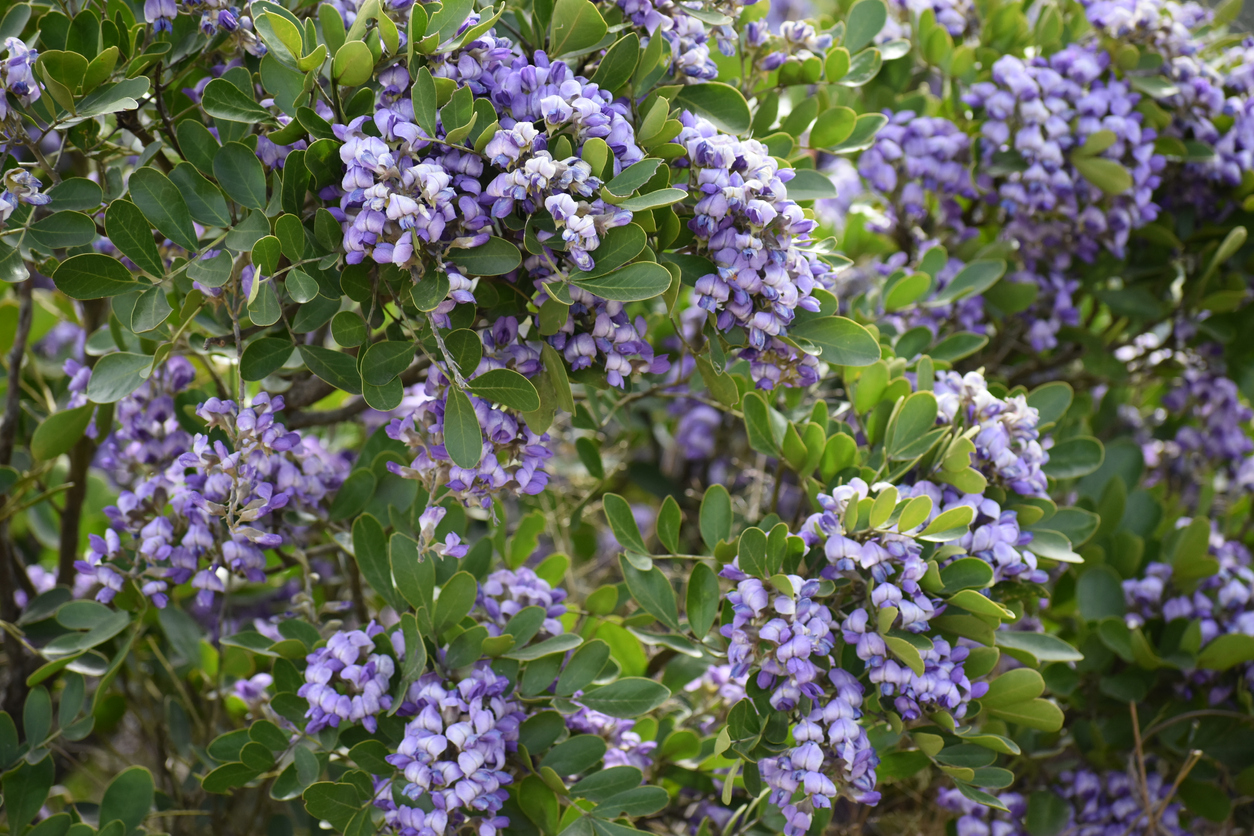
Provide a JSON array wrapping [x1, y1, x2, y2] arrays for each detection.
[[0, 278, 33, 467], [1131, 702, 1153, 817]]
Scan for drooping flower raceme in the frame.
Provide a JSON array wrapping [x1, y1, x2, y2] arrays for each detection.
[[933, 370, 1052, 497], [383, 664, 525, 836], [477, 567, 568, 637], [78, 392, 348, 608], [299, 622, 395, 733], [386, 318, 554, 507], [676, 112, 839, 388]]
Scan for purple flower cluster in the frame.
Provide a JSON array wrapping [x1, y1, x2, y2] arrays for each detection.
[[0, 37, 41, 122], [757, 668, 881, 835], [676, 112, 836, 388], [95, 357, 196, 490], [857, 112, 977, 246], [476, 567, 568, 637], [386, 318, 553, 507], [907, 481, 1045, 584], [934, 371, 1051, 497], [566, 700, 658, 770], [537, 283, 669, 389], [745, 20, 833, 73], [1155, 361, 1254, 488], [0, 167, 51, 226], [78, 392, 348, 607], [965, 46, 1163, 265], [718, 560, 880, 823], [936, 786, 1028, 836], [1059, 768, 1187, 835], [142, 0, 261, 46], [616, 0, 753, 79], [383, 664, 525, 836], [299, 622, 395, 733], [1124, 519, 1254, 701]]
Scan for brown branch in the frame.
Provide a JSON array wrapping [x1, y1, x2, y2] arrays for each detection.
[[0, 279, 35, 715], [0, 278, 33, 467]]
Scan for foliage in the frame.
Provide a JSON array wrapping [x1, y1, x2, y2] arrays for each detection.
[[0, 0, 1253, 832]]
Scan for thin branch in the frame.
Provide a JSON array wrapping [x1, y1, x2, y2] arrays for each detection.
[[0, 278, 33, 467]]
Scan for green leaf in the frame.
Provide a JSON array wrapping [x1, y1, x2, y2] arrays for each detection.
[[411, 67, 438, 140], [104, 200, 164, 277], [447, 237, 522, 276], [1027, 381, 1072, 426], [444, 386, 483, 468], [241, 337, 295, 381], [571, 766, 644, 801], [434, 571, 478, 635], [620, 555, 681, 631], [589, 33, 639, 90], [362, 341, 416, 386], [571, 261, 671, 302], [549, 0, 607, 56], [595, 786, 670, 818], [2, 755, 55, 833], [31, 405, 94, 460], [700, 484, 731, 550], [203, 78, 275, 124], [170, 163, 233, 227], [298, 345, 363, 394], [788, 316, 880, 366], [352, 514, 402, 610], [86, 352, 152, 403], [917, 505, 973, 541], [931, 260, 1006, 305], [785, 169, 839, 200], [54, 253, 140, 299], [987, 698, 1064, 731], [215, 142, 269, 211], [889, 392, 938, 458], [1073, 155, 1133, 194], [829, 112, 887, 152], [1077, 566, 1125, 621], [605, 159, 663, 197], [809, 106, 858, 149], [100, 767, 154, 831], [1197, 633, 1254, 671], [569, 224, 647, 279], [541, 734, 607, 775], [673, 82, 751, 134], [940, 557, 994, 592], [656, 496, 681, 553], [993, 632, 1083, 664], [303, 782, 362, 829], [503, 632, 583, 660], [555, 640, 611, 696], [27, 211, 96, 250], [468, 368, 541, 412], [332, 40, 374, 86], [578, 677, 670, 718], [1042, 437, 1104, 479], [129, 167, 200, 253], [131, 285, 173, 332], [980, 668, 1045, 707], [612, 188, 687, 211], [686, 563, 719, 638], [845, 0, 887, 51], [604, 493, 649, 554]]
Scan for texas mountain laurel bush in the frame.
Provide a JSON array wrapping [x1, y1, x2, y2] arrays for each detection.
[[2, 0, 1254, 831]]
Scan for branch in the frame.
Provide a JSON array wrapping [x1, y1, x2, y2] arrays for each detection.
[[0, 278, 33, 467]]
